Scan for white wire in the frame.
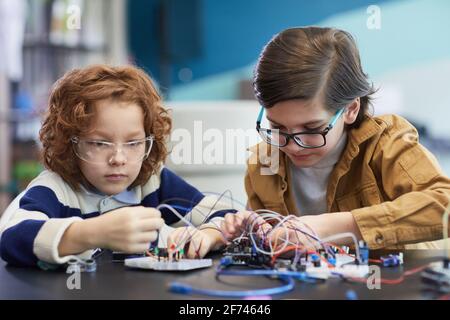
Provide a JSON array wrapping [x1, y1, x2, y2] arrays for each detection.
[[201, 191, 247, 210], [157, 193, 363, 265], [234, 209, 362, 267], [158, 191, 233, 236], [247, 211, 285, 255], [241, 210, 324, 257], [156, 197, 233, 251], [247, 211, 291, 256], [253, 211, 328, 254], [266, 214, 297, 254], [156, 204, 199, 250], [157, 204, 196, 228], [193, 190, 245, 232]]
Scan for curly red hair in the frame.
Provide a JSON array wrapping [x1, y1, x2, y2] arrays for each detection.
[[39, 64, 172, 190]]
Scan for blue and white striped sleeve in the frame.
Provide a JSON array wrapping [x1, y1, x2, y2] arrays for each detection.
[[0, 172, 92, 267]]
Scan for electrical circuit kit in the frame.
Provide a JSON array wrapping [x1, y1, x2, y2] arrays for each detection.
[[125, 246, 213, 271], [62, 193, 450, 299], [122, 205, 408, 298]]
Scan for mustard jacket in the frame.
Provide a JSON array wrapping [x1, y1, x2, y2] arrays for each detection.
[[245, 114, 450, 250]]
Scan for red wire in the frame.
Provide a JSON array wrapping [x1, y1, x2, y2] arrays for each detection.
[[438, 293, 450, 300], [349, 264, 429, 285]]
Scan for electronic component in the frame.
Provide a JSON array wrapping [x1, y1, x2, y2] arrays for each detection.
[[311, 254, 321, 267], [421, 260, 450, 293], [222, 238, 270, 267], [341, 246, 350, 254], [305, 254, 369, 279], [167, 207, 384, 298], [220, 239, 369, 280], [124, 244, 211, 271], [66, 258, 97, 273], [380, 253, 404, 267], [358, 241, 369, 265], [124, 256, 212, 271], [154, 245, 184, 262]]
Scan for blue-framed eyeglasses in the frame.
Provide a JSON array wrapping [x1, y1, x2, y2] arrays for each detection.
[[256, 107, 345, 149]]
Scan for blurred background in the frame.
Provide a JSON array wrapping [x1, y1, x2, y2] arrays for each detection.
[[0, 0, 450, 214]]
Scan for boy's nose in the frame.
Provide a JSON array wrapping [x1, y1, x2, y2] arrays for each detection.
[[284, 138, 305, 152], [108, 149, 127, 166]]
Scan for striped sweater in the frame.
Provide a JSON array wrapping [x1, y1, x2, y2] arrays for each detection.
[[0, 167, 236, 267]]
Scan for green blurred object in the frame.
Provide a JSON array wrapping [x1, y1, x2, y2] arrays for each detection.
[[13, 161, 43, 180], [0, 181, 18, 194], [37, 260, 61, 271], [10, 161, 44, 195]]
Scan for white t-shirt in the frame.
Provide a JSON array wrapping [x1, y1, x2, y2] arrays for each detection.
[[290, 132, 348, 215]]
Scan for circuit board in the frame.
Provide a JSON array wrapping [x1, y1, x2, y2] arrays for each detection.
[[124, 256, 213, 271], [221, 238, 370, 279]]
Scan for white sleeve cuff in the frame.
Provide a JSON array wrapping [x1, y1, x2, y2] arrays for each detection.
[[33, 217, 93, 264]]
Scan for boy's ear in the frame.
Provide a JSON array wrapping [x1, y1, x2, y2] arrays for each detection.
[[343, 98, 360, 125]]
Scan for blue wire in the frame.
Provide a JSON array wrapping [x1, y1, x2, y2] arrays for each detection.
[[218, 268, 301, 277], [169, 266, 324, 297], [217, 268, 321, 284], [170, 275, 295, 298]]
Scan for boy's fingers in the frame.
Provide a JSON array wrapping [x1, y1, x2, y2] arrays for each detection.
[[127, 243, 149, 254], [269, 228, 282, 248], [224, 214, 236, 234], [135, 207, 161, 218], [234, 214, 244, 229], [287, 228, 301, 244], [139, 218, 164, 232], [197, 238, 210, 258], [272, 227, 294, 249], [186, 235, 202, 259], [134, 231, 159, 244], [176, 227, 193, 246], [225, 214, 235, 230], [257, 222, 272, 236], [220, 220, 230, 238]]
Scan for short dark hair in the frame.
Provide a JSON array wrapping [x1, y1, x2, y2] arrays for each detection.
[[253, 26, 376, 128]]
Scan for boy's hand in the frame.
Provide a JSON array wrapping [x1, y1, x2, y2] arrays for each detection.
[[221, 211, 272, 241], [90, 206, 164, 253], [166, 226, 225, 259], [268, 216, 321, 253]]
